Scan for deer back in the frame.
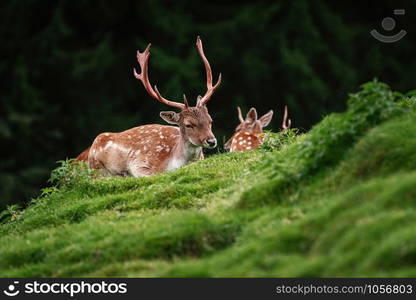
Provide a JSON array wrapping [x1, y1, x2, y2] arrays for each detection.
[[88, 124, 184, 176], [229, 131, 263, 152]]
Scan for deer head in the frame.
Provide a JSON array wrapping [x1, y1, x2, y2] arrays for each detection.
[[133, 36, 221, 149], [235, 107, 273, 136], [224, 107, 273, 151]]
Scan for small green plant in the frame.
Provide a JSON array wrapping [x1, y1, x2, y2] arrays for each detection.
[[49, 159, 96, 190], [260, 128, 299, 152], [40, 186, 60, 197], [0, 204, 22, 223], [398, 95, 416, 113]]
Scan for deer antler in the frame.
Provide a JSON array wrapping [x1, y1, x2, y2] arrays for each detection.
[[282, 105, 291, 130], [237, 107, 244, 123], [134, 44, 187, 110], [196, 36, 222, 106]]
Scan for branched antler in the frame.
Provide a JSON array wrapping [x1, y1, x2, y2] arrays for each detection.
[[134, 44, 187, 110], [196, 36, 222, 106], [134, 37, 221, 109]]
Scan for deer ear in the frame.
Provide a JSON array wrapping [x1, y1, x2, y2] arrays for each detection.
[[246, 108, 257, 123], [259, 110, 273, 128], [160, 111, 180, 124]]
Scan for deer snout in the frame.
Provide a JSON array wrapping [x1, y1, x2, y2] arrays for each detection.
[[204, 137, 217, 149]]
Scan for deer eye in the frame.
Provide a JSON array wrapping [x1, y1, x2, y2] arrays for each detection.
[[185, 124, 193, 129]]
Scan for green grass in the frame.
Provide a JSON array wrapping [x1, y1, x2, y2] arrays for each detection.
[[1, 80, 416, 277]]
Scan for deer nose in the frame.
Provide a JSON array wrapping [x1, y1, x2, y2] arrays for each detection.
[[206, 138, 217, 148]]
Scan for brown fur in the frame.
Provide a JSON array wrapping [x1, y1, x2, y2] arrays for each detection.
[[229, 131, 263, 152], [89, 125, 179, 176]]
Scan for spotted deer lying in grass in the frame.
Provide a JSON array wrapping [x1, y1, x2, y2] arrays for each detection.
[[84, 37, 221, 177], [225, 106, 291, 152]]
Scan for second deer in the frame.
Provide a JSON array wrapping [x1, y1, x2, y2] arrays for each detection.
[[225, 106, 291, 152]]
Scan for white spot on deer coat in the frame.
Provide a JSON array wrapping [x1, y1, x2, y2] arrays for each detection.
[[104, 141, 114, 149]]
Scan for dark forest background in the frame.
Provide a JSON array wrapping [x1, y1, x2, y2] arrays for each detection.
[[1, 0, 415, 210]]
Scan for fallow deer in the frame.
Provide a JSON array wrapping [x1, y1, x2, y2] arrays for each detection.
[[87, 37, 221, 177], [225, 105, 291, 152]]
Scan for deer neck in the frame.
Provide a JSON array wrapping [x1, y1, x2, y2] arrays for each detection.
[[167, 134, 201, 170]]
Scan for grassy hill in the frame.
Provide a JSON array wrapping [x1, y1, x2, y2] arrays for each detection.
[[1, 81, 416, 277]]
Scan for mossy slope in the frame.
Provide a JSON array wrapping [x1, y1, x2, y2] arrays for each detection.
[[1, 81, 415, 277]]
